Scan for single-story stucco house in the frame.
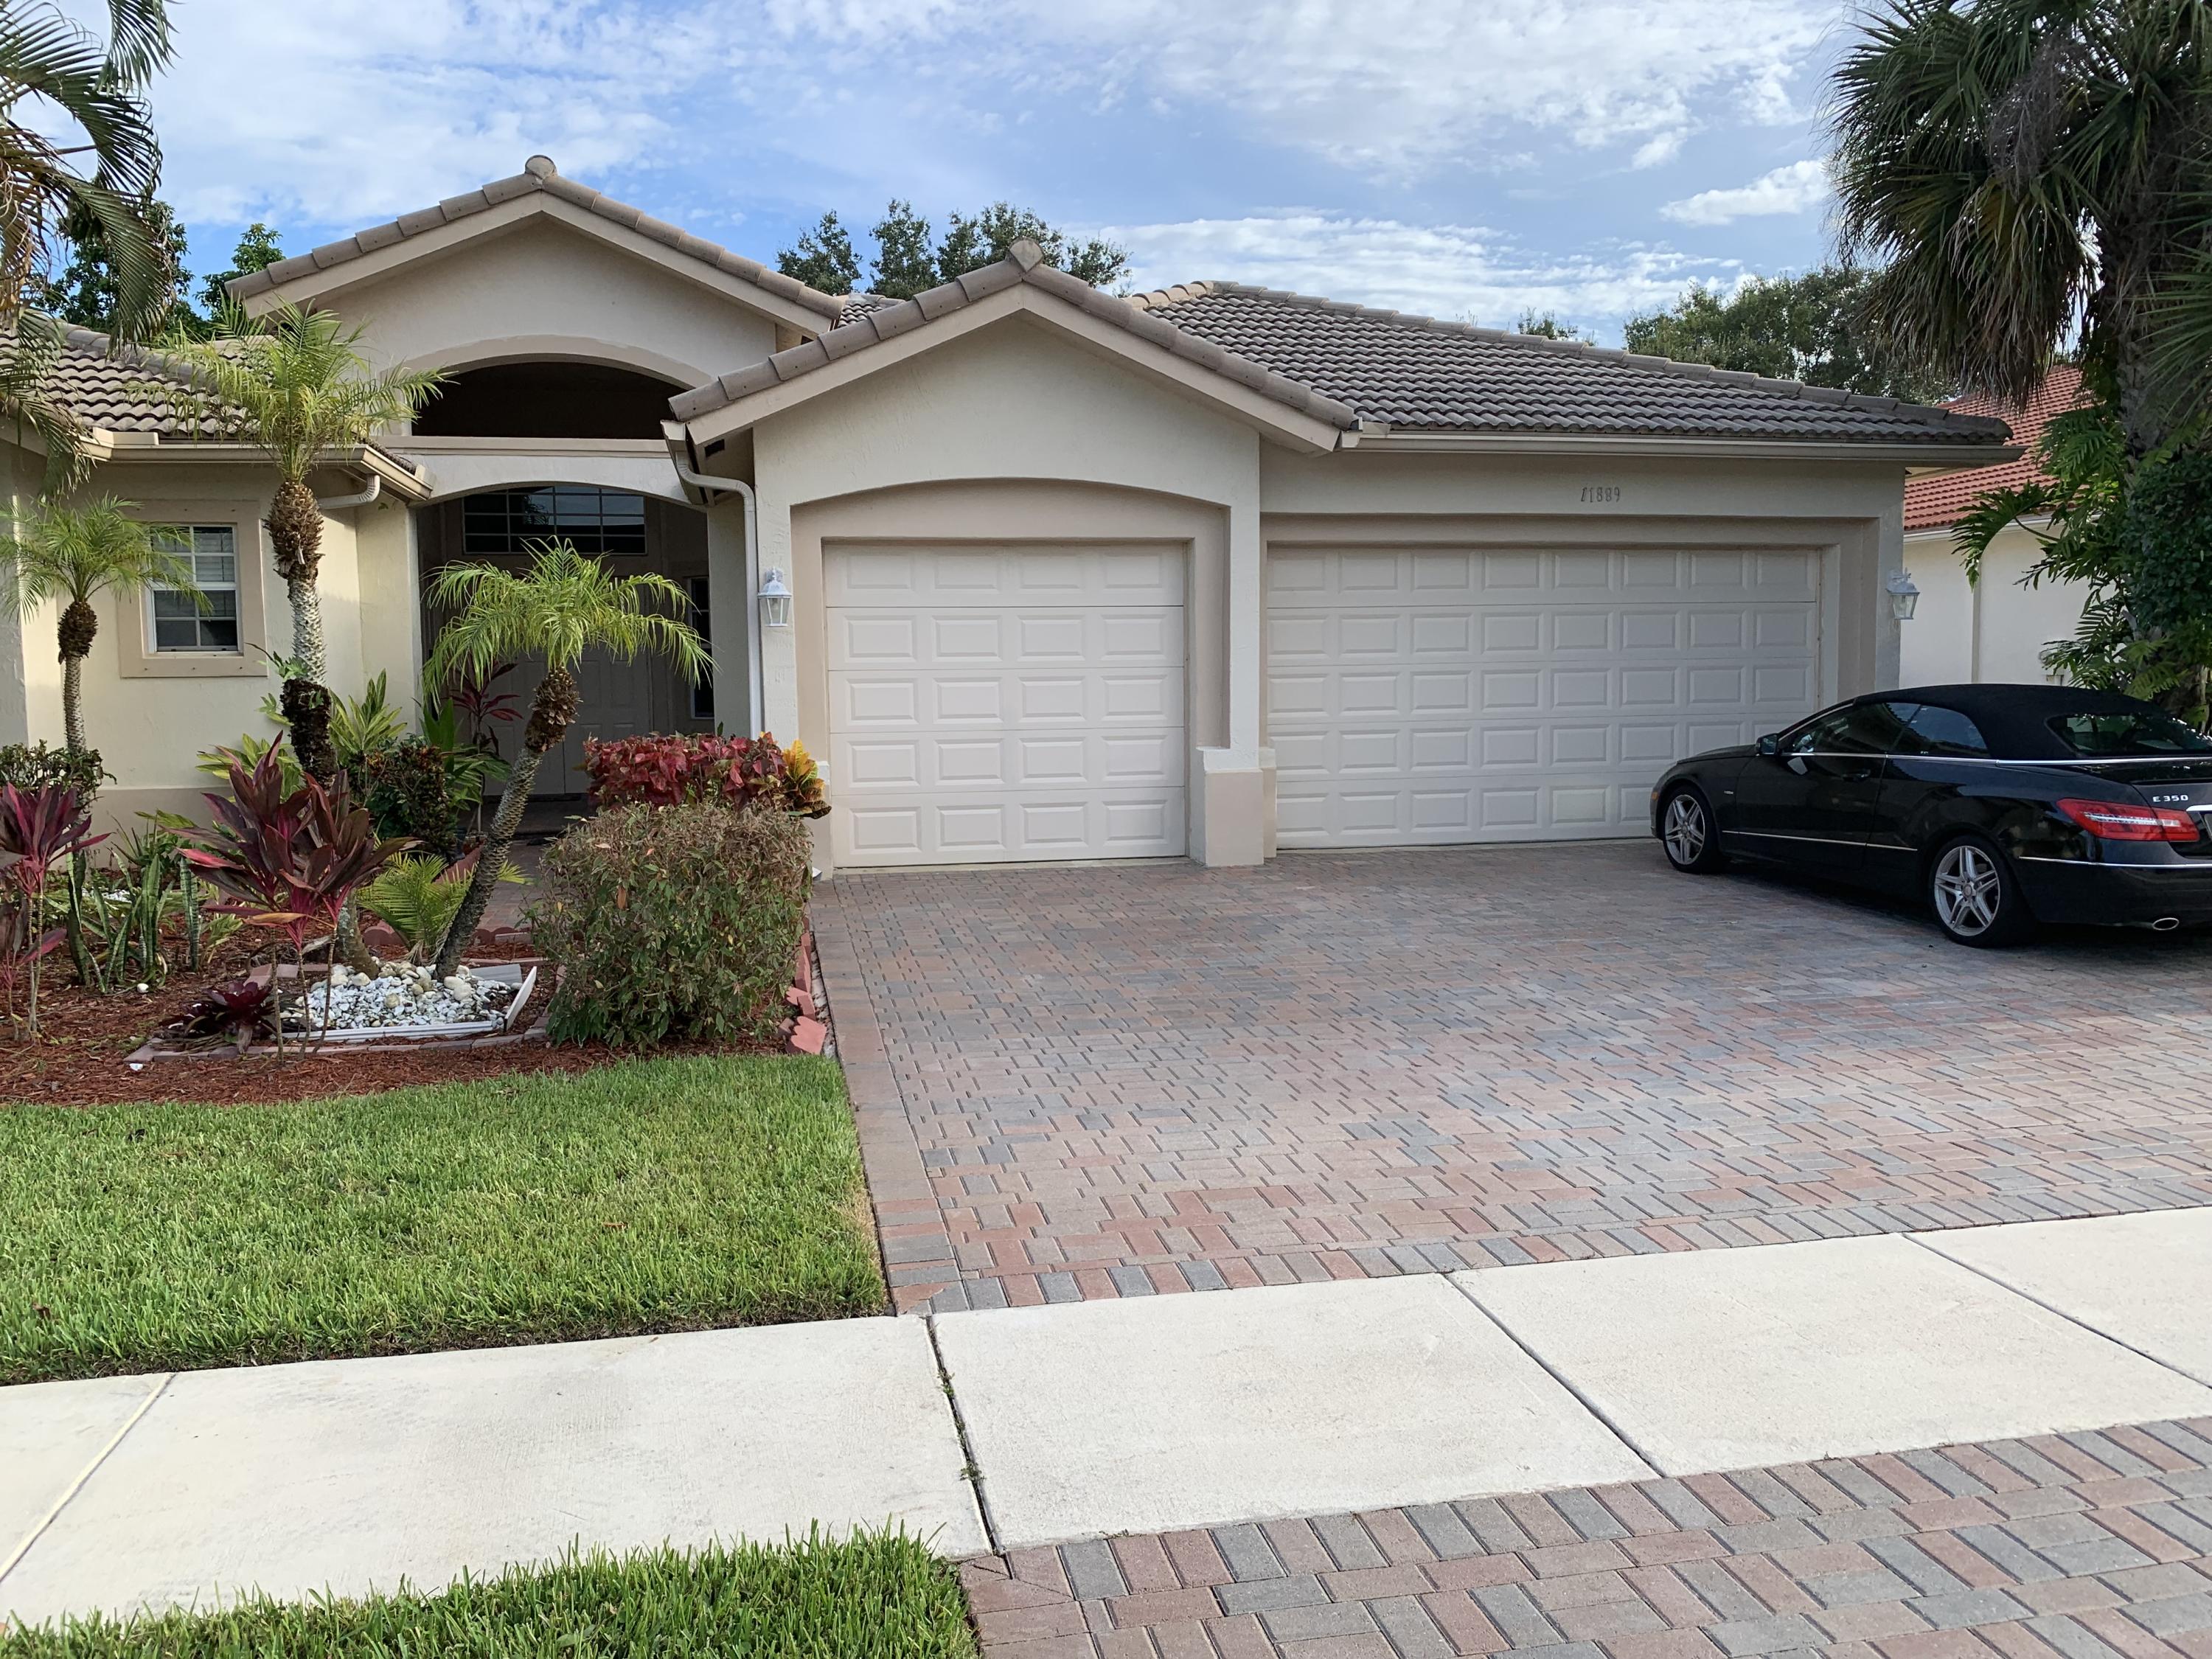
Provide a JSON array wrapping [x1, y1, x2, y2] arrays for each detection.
[[1901, 366, 2089, 689], [0, 156, 2017, 872]]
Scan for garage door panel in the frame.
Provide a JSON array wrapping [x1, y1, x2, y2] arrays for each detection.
[[1270, 546, 1820, 848], [827, 543, 1183, 607], [828, 543, 1186, 866]]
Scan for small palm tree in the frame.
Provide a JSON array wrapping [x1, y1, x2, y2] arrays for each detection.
[[1827, 0, 2212, 456], [424, 541, 706, 976], [154, 302, 444, 696], [0, 495, 198, 753]]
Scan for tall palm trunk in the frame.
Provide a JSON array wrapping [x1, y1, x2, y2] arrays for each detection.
[[432, 665, 575, 978], [56, 598, 95, 755], [267, 479, 326, 682], [60, 654, 84, 753]]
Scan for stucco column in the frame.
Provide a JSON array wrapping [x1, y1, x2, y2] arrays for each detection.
[[703, 496, 756, 734], [1874, 495, 1906, 692], [754, 491, 801, 744], [1194, 493, 1270, 868]]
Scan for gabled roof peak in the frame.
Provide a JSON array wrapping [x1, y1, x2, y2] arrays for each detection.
[[226, 157, 849, 323]]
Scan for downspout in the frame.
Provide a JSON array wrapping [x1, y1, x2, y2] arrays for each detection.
[[668, 447, 762, 737], [314, 473, 380, 513]]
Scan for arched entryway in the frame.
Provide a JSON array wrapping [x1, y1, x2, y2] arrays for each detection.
[[417, 481, 715, 799]]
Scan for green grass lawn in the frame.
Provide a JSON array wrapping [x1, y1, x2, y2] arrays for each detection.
[[0, 1530, 978, 1658], [0, 1056, 885, 1384]]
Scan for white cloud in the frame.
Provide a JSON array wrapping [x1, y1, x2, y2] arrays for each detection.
[[1660, 159, 1829, 226], [1110, 213, 1740, 337], [141, 0, 1838, 246]]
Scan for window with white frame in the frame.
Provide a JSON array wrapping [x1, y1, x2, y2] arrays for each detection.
[[149, 526, 242, 653]]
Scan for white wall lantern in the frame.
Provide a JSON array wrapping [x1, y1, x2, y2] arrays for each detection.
[[1886, 570, 1921, 622], [757, 568, 793, 629]]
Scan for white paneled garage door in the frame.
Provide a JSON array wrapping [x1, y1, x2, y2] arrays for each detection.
[[827, 543, 1186, 866], [1269, 546, 1821, 847]]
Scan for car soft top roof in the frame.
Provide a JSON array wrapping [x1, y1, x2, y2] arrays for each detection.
[[1869, 683, 2177, 760]]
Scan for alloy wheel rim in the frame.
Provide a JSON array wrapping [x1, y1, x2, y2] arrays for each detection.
[[1664, 796, 1705, 866], [1933, 844, 2000, 935]]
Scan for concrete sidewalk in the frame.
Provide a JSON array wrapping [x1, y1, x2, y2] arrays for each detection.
[[7, 1208, 2212, 1626]]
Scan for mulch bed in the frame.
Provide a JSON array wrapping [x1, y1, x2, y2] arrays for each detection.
[[0, 939, 785, 1106]]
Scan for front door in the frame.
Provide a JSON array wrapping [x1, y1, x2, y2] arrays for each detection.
[[1729, 700, 1915, 872]]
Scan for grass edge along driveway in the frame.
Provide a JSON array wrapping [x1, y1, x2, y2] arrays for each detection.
[[0, 1054, 886, 1384], [0, 1529, 978, 1658]]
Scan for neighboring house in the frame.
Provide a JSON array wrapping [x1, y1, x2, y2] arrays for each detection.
[[2, 156, 2015, 868], [1901, 366, 2090, 688]]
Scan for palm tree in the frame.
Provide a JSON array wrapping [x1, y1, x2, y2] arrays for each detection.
[[153, 303, 444, 709], [0, 495, 198, 752], [424, 541, 706, 977], [1828, 0, 2212, 457], [0, 0, 178, 491]]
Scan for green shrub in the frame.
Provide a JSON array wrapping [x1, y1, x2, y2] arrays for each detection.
[[532, 802, 810, 1047], [364, 736, 463, 855], [0, 740, 101, 801]]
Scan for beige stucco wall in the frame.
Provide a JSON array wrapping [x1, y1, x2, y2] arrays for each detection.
[[736, 314, 1926, 874], [316, 217, 779, 386], [749, 314, 1267, 870], [1902, 521, 2084, 687], [0, 450, 406, 829]]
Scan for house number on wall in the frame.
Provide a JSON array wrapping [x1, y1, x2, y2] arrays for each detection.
[[1579, 484, 1623, 503]]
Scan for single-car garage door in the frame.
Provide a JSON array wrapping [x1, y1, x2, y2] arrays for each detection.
[[827, 543, 1186, 866], [1268, 546, 1820, 847]]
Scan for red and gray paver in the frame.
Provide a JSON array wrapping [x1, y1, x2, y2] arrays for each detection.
[[814, 844, 2212, 1312], [964, 1416, 2212, 1658]]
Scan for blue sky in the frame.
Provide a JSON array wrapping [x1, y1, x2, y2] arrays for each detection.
[[142, 0, 1861, 344]]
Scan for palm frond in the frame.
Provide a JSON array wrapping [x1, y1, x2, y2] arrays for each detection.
[[147, 303, 446, 484], [0, 310, 89, 493], [425, 540, 709, 689], [0, 493, 194, 616]]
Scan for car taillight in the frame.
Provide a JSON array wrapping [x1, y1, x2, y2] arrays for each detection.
[[2056, 798, 2200, 842]]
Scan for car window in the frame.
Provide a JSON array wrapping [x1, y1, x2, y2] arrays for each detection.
[[2050, 709, 2212, 757], [1786, 702, 1916, 757], [1902, 703, 1992, 758]]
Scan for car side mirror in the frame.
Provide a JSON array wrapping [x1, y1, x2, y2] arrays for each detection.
[[1757, 734, 1781, 758]]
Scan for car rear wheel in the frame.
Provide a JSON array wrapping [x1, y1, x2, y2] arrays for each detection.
[[1927, 835, 2034, 947], [1660, 787, 1728, 874]]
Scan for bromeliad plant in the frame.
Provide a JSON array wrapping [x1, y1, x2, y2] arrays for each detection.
[[181, 745, 411, 1050], [0, 782, 105, 1037]]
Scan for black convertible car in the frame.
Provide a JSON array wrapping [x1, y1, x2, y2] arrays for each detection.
[[1649, 684, 2212, 946]]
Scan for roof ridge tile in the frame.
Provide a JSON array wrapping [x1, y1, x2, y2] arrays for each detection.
[[223, 157, 848, 320]]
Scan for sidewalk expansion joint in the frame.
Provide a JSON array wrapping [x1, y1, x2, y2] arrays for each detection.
[[925, 1314, 1003, 1554], [0, 1370, 173, 1591], [1904, 1228, 2212, 1388], [1444, 1273, 1666, 1480]]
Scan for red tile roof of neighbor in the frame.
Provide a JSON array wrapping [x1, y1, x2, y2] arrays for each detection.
[[1904, 364, 2087, 531]]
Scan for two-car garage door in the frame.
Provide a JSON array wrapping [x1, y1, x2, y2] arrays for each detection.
[[823, 540, 1821, 865], [1268, 547, 1821, 847]]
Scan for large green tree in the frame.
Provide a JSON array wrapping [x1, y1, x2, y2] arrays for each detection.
[[195, 222, 282, 317], [776, 199, 1131, 299], [1828, 0, 2212, 457], [1625, 267, 1954, 402], [29, 194, 191, 335]]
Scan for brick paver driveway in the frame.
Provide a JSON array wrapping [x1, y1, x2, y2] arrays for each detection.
[[813, 843, 2212, 1312]]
